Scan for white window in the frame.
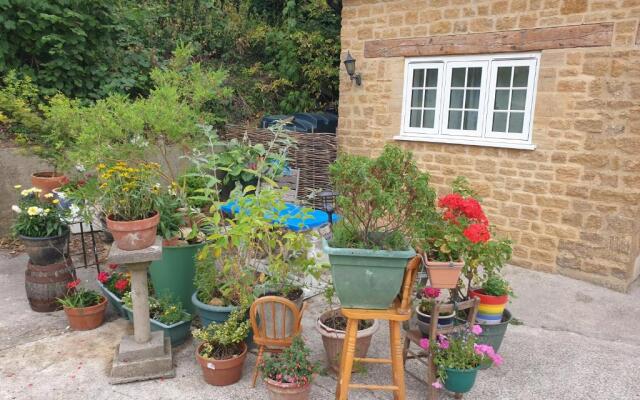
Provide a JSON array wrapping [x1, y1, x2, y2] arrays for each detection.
[[397, 53, 540, 150]]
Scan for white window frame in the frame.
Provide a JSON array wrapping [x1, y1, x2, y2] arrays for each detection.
[[402, 62, 443, 135], [396, 52, 540, 150]]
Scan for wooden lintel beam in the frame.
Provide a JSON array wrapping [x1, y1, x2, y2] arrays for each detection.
[[364, 23, 614, 58]]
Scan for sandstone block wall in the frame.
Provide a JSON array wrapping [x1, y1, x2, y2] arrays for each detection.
[[338, 0, 640, 291]]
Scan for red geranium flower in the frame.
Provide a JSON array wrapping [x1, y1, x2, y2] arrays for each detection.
[[97, 271, 109, 284], [108, 264, 118, 270], [114, 279, 129, 293], [67, 279, 81, 290], [438, 193, 464, 210], [422, 287, 441, 299], [460, 198, 488, 224], [463, 223, 491, 243]]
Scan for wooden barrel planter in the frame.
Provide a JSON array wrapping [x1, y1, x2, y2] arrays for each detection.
[[25, 258, 74, 312]]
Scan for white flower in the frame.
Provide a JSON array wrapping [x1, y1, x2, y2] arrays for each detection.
[[75, 164, 86, 172], [27, 206, 43, 216], [44, 193, 54, 199], [11, 205, 21, 213]]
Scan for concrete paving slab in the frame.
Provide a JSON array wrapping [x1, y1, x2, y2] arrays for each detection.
[[1, 251, 640, 399]]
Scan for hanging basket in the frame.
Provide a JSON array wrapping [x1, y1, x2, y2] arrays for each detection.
[[422, 254, 463, 289]]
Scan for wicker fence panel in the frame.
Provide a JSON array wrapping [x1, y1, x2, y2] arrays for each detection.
[[221, 124, 337, 208]]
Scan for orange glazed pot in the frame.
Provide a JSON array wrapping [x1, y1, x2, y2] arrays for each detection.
[[424, 257, 464, 289], [265, 378, 312, 400], [106, 212, 160, 251], [196, 342, 247, 386], [31, 172, 68, 196], [63, 297, 107, 331]]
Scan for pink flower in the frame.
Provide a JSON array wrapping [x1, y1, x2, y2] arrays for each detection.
[[432, 380, 443, 389], [491, 353, 504, 366], [436, 334, 449, 350], [419, 338, 429, 349], [471, 324, 483, 335], [422, 287, 441, 299]]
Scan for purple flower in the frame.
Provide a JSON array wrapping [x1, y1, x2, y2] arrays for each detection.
[[432, 380, 443, 389], [471, 324, 483, 335], [419, 338, 429, 349]]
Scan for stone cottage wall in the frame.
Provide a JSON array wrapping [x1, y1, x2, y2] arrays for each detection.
[[338, 0, 640, 291]]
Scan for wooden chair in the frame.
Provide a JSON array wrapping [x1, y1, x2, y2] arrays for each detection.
[[249, 295, 306, 387], [335, 255, 422, 400], [403, 298, 480, 400]]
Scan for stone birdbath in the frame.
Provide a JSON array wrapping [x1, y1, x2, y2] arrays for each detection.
[[108, 237, 175, 384]]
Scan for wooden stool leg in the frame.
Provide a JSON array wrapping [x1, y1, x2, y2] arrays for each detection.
[[336, 318, 358, 400], [390, 321, 406, 400], [252, 345, 265, 388], [427, 353, 438, 400]]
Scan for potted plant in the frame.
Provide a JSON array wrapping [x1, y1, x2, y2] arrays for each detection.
[[421, 325, 502, 394], [150, 188, 206, 314], [57, 279, 107, 331], [123, 293, 192, 346], [415, 287, 454, 336], [315, 283, 379, 373], [11, 186, 70, 265], [96, 161, 161, 250], [193, 308, 250, 386], [260, 336, 318, 399], [469, 274, 512, 325], [96, 265, 131, 319], [324, 144, 436, 309]]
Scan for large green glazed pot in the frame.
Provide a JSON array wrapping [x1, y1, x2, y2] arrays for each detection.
[[191, 292, 238, 327], [443, 366, 480, 393], [323, 238, 416, 309], [476, 309, 512, 369], [149, 242, 204, 314]]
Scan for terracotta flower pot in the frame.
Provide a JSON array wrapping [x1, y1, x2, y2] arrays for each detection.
[[469, 289, 508, 325], [31, 172, 68, 196], [63, 297, 107, 331], [106, 212, 160, 251], [195, 342, 248, 386], [424, 257, 464, 289], [315, 309, 379, 373], [265, 378, 312, 400]]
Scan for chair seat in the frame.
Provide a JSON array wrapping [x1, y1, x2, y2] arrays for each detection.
[[220, 200, 339, 231], [341, 307, 412, 322]]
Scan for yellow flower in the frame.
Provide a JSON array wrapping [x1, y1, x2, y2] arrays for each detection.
[[97, 163, 106, 170], [14, 184, 22, 189], [27, 206, 42, 216], [44, 193, 54, 198], [52, 199, 60, 204], [43, 208, 51, 215]]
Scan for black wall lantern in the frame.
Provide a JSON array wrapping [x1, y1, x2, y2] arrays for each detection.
[[343, 51, 362, 86]]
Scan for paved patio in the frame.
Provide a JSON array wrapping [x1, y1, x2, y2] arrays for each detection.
[[1, 251, 639, 400]]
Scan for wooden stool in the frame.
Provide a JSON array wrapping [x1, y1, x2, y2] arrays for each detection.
[[335, 256, 422, 400], [249, 295, 306, 387], [403, 298, 480, 400]]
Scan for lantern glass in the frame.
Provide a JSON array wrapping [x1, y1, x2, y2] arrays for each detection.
[[344, 52, 356, 77]]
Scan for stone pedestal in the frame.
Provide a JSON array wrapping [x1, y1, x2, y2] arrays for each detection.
[[108, 237, 175, 384]]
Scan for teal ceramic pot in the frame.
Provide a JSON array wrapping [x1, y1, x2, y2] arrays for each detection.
[[443, 366, 480, 393], [476, 309, 512, 369], [323, 238, 415, 309], [123, 306, 191, 346], [191, 291, 238, 327]]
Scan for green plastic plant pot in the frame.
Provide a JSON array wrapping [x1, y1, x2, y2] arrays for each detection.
[[149, 242, 204, 314], [123, 306, 191, 346], [443, 366, 480, 393], [323, 238, 415, 309]]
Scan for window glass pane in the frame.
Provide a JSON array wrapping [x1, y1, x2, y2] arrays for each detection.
[[449, 89, 464, 108], [412, 69, 425, 88], [466, 67, 482, 87], [411, 89, 424, 107], [492, 112, 507, 132], [448, 110, 462, 129], [463, 111, 478, 130], [508, 112, 524, 133], [425, 69, 438, 87], [494, 89, 510, 110], [510, 89, 527, 110], [451, 68, 466, 87], [513, 66, 529, 87], [465, 89, 480, 109], [496, 67, 512, 87], [424, 89, 437, 108], [409, 110, 422, 127], [423, 110, 435, 128]]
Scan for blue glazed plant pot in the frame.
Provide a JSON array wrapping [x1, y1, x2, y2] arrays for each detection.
[[123, 306, 191, 346], [96, 280, 129, 320]]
